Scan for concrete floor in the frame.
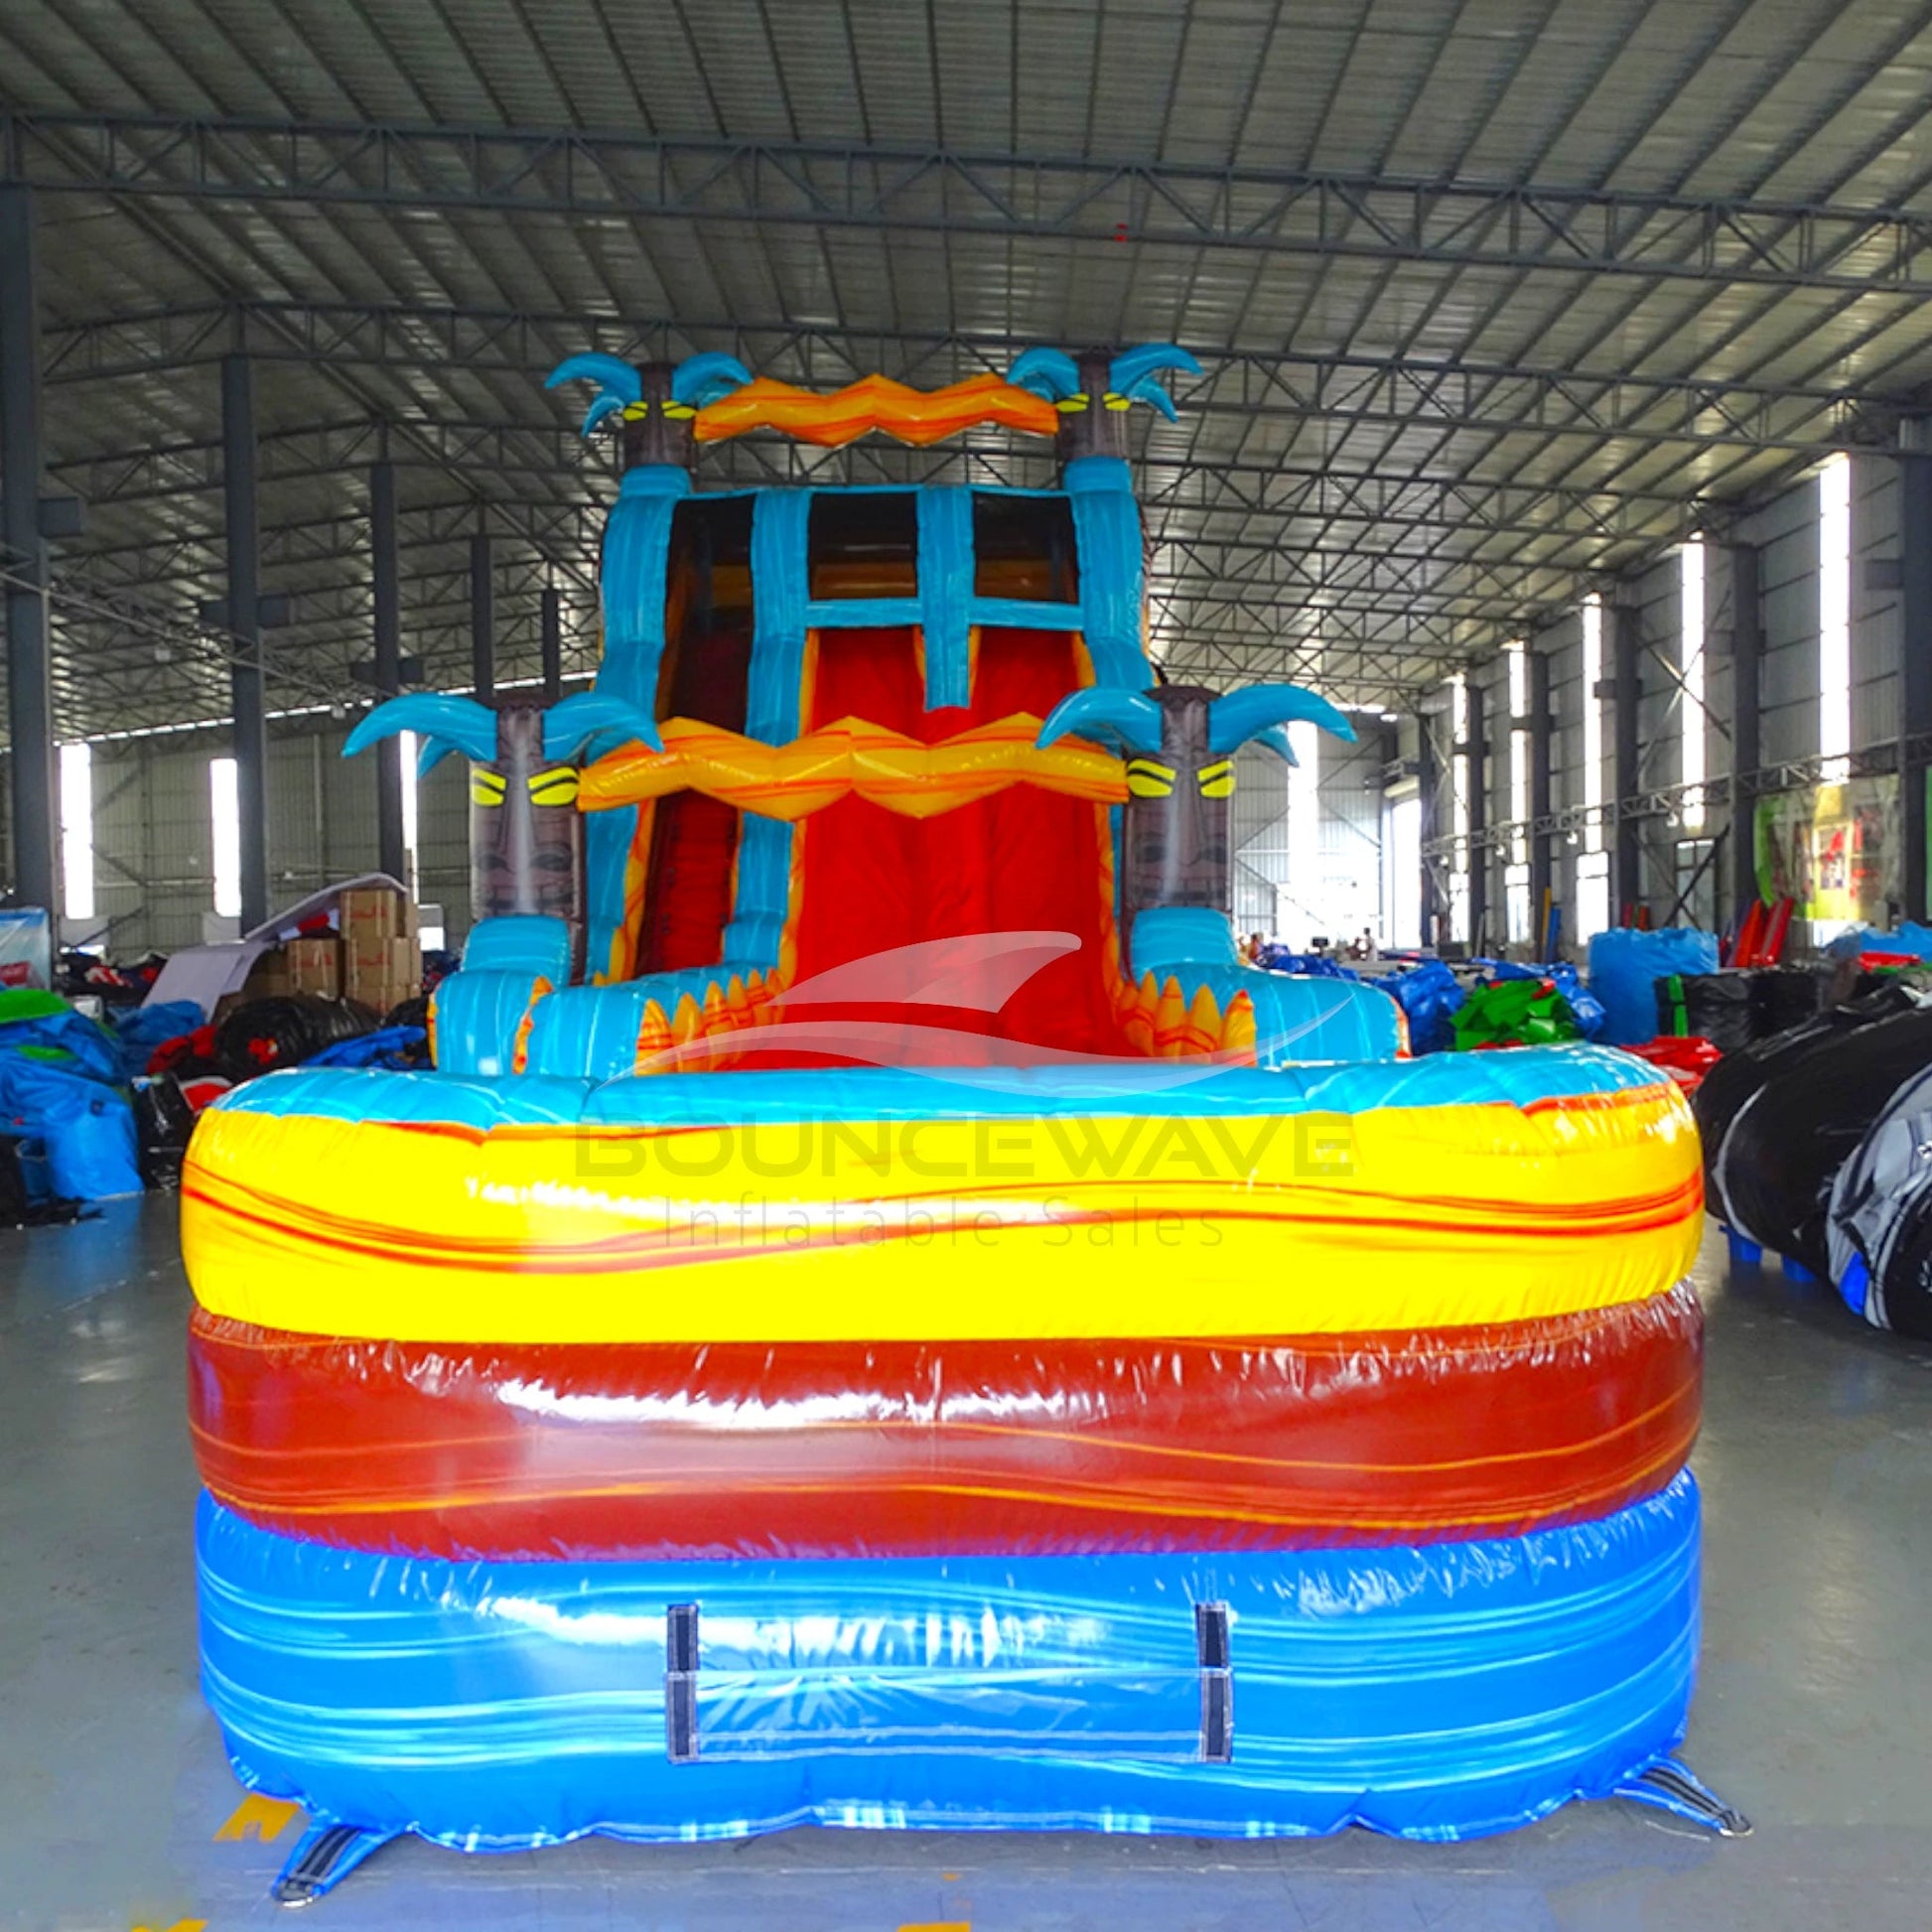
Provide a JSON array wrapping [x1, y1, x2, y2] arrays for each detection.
[[7, 1203, 1932, 1931]]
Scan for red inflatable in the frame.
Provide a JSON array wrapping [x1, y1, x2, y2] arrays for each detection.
[[190, 1284, 1701, 1561]]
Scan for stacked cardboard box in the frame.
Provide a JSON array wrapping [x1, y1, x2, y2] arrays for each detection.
[[235, 948, 293, 1001], [341, 887, 422, 1017], [286, 936, 342, 1000]]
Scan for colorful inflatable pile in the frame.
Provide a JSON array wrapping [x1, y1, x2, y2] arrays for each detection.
[[182, 345, 1731, 1901]]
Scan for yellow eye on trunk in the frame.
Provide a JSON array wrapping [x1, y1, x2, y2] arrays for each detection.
[[1126, 759, 1176, 798], [527, 767, 580, 806], [1197, 759, 1235, 798], [471, 767, 507, 807]]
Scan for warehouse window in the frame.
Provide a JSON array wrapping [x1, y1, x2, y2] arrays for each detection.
[[1384, 790, 1421, 949], [1507, 643, 1529, 855], [1680, 540, 1706, 832], [60, 743, 95, 925], [1582, 596, 1605, 851], [1819, 453, 1852, 779], [399, 729, 421, 897], [1505, 644, 1531, 948], [1286, 717, 1319, 944], [1675, 837, 1718, 932], [1577, 849, 1610, 942], [209, 757, 241, 919]]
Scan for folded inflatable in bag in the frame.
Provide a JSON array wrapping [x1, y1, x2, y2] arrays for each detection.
[[1694, 983, 1920, 1206], [1588, 929, 1719, 1047], [0, 1054, 139, 1200], [1711, 1006, 1932, 1276]]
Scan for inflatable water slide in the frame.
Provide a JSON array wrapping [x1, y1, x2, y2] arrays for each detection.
[[180, 343, 1731, 1902]]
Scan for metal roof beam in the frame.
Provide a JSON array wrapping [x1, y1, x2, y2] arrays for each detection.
[[60, 527, 1568, 631], [46, 413, 1707, 543], [56, 487, 1637, 593], [11, 113, 1932, 296], [39, 299, 1886, 454]]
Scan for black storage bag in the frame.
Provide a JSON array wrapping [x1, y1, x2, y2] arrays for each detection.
[[1717, 1006, 1932, 1276], [213, 994, 373, 1085], [1696, 983, 1920, 1210], [1657, 971, 1758, 1052], [1753, 969, 1819, 1038]]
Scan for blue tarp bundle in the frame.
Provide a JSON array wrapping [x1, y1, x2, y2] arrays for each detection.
[[1252, 946, 1358, 979], [0, 1054, 139, 1199], [109, 1000, 205, 1079], [1851, 923, 1932, 960], [1382, 958, 1464, 1053], [0, 990, 192, 1199], [0, 1001, 123, 1082], [307, 1025, 429, 1072], [1588, 929, 1719, 1046]]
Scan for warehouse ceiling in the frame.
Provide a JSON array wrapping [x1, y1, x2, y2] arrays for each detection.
[[7, 0, 1932, 735]]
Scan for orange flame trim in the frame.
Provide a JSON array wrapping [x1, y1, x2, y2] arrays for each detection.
[[581, 712, 1125, 820], [629, 969, 789, 1076], [621, 964, 1259, 1077], [694, 372, 1058, 449], [1119, 973, 1258, 1066]]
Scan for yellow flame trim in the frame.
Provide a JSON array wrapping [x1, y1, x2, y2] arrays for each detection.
[[581, 712, 1126, 820]]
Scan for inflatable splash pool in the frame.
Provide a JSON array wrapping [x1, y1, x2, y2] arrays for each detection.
[[181, 345, 1733, 1901]]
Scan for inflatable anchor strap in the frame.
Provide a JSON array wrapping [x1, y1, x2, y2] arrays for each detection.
[[1615, 1757, 1751, 1836]]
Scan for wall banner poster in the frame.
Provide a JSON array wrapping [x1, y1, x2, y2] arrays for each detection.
[[1753, 774, 1899, 925]]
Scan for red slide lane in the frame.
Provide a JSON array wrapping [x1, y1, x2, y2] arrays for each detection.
[[787, 625, 1129, 1056], [636, 621, 752, 974]]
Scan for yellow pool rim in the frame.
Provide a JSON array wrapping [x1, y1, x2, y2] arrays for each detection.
[[181, 1080, 1703, 1345]]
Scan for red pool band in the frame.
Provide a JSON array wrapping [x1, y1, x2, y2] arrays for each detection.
[[189, 1286, 1702, 1562]]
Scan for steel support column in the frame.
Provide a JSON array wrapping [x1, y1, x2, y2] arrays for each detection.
[[1900, 460, 1932, 921], [0, 186, 56, 911], [222, 351, 268, 930], [370, 459, 405, 885], [1415, 707, 1440, 951], [540, 585, 562, 702], [1464, 682, 1488, 951], [1612, 602, 1643, 920], [1527, 647, 1554, 948], [471, 530, 494, 702], [1728, 544, 1763, 919]]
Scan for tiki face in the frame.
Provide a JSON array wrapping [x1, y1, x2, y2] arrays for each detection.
[[618, 360, 699, 472], [470, 703, 586, 969], [1052, 347, 1134, 468], [1121, 686, 1235, 925]]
